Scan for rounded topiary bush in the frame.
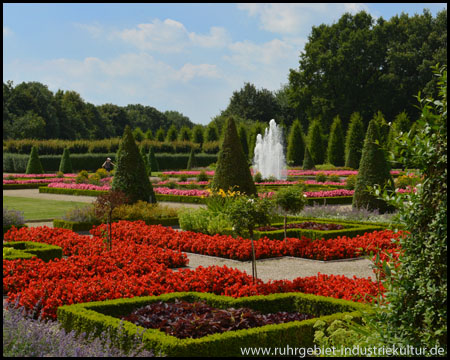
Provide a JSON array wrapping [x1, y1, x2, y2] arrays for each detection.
[[25, 146, 44, 174]]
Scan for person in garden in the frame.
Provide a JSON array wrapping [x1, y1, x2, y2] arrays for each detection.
[[102, 157, 115, 173]]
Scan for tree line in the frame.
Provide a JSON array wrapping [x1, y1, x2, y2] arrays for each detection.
[[3, 81, 195, 140], [3, 9, 446, 144]]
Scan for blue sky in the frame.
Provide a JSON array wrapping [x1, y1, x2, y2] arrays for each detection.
[[3, 3, 447, 125]]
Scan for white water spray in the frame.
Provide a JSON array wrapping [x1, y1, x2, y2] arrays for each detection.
[[253, 119, 287, 180]]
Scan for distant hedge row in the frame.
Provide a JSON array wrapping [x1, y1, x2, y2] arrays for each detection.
[[3, 139, 221, 155], [3, 153, 218, 173]]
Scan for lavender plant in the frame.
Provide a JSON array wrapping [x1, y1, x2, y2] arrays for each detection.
[[299, 203, 396, 223], [59, 204, 99, 223], [3, 301, 157, 357], [3, 207, 26, 227]]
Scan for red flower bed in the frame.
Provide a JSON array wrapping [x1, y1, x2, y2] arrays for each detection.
[[3, 224, 395, 320], [90, 221, 404, 261]]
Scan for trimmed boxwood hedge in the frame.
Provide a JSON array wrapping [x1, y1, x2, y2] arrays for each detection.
[[57, 291, 373, 357], [3, 241, 63, 262], [252, 219, 388, 241], [53, 217, 179, 231], [3, 183, 50, 190], [3, 152, 218, 172]]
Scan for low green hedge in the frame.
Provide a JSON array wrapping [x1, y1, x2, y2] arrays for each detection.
[[155, 194, 207, 204], [57, 291, 373, 357], [39, 186, 108, 197], [252, 219, 387, 241], [3, 241, 63, 262], [306, 196, 353, 205], [4, 152, 217, 172], [53, 217, 179, 231], [3, 183, 50, 189]]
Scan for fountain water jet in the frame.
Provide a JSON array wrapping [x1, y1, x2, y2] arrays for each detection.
[[253, 119, 287, 180]]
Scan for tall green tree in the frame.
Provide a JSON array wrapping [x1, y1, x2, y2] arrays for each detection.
[[212, 117, 257, 196], [165, 124, 178, 142], [178, 126, 192, 141], [352, 119, 394, 213], [191, 125, 204, 145], [222, 82, 279, 123], [286, 119, 305, 166], [345, 112, 365, 169], [307, 119, 325, 165], [112, 126, 156, 204], [327, 116, 345, 166], [288, 10, 447, 131]]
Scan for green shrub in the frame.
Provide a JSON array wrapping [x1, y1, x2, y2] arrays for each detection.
[[212, 117, 256, 196], [286, 119, 306, 166], [25, 146, 44, 174], [3, 241, 62, 262], [112, 201, 178, 224], [345, 112, 365, 169], [58, 148, 73, 174], [345, 174, 357, 190], [253, 172, 263, 183], [327, 116, 345, 166], [186, 148, 196, 170], [315, 172, 327, 183], [352, 119, 395, 214], [112, 126, 156, 204], [308, 120, 325, 165], [303, 146, 315, 170], [75, 170, 89, 184]]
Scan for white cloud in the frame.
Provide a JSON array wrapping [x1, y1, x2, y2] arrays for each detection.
[[73, 22, 104, 38], [3, 26, 13, 37], [238, 3, 369, 35], [114, 19, 230, 53]]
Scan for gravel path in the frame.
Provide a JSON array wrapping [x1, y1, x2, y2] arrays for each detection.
[[4, 188, 377, 281]]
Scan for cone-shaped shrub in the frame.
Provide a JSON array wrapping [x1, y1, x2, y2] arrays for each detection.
[[352, 119, 394, 213], [140, 145, 150, 176], [155, 128, 165, 142], [148, 147, 159, 174], [345, 112, 365, 169], [327, 116, 345, 166], [308, 119, 325, 165], [302, 145, 315, 170], [58, 148, 73, 174], [186, 148, 197, 170], [212, 116, 257, 195], [112, 126, 156, 204], [286, 119, 305, 166], [26, 146, 44, 174], [238, 124, 249, 159]]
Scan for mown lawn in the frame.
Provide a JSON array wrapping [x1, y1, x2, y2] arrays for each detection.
[[3, 196, 89, 221]]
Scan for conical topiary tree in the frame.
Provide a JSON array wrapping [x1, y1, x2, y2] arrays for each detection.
[[286, 119, 305, 166], [186, 148, 197, 170], [26, 146, 44, 174], [212, 116, 257, 196], [352, 119, 394, 213], [238, 124, 249, 160], [302, 145, 315, 170], [327, 116, 345, 166], [308, 119, 325, 165], [148, 146, 159, 174], [345, 112, 365, 169], [112, 125, 156, 204], [140, 145, 150, 176], [58, 148, 73, 174]]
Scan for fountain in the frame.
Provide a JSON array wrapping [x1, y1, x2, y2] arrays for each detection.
[[253, 119, 287, 180]]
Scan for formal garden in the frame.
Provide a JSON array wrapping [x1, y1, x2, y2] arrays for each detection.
[[3, 52, 447, 358]]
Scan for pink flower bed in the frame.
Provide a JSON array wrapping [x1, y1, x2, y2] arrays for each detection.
[[259, 189, 355, 199], [3, 173, 78, 179], [47, 182, 110, 191], [3, 178, 76, 185], [153, 187, 209, 197], [162, 171, 215, 176], [156, 180, 210, 186]]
